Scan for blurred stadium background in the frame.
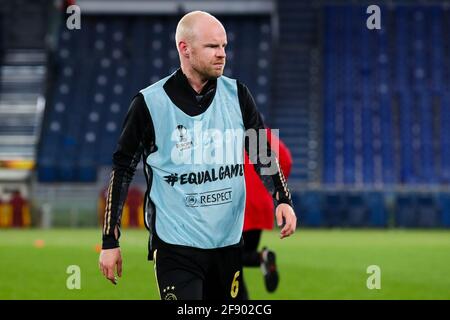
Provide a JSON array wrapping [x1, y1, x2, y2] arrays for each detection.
[[0, 0, 449, 299]]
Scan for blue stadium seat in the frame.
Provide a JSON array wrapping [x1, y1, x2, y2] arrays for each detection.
[[346, 193, 369, 227], [416, 194, 440, 228], [323, 192, 347, 227], [292, 192, 322, 227], [395, 194, 418, 227], [437, 194, 450, 227], [366, 192, 388, 227]]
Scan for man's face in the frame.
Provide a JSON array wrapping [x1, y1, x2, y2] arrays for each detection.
[[188, 23, 227, 80]]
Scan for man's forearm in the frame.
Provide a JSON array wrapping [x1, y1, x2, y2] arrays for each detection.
[[102, 147, 142, 249], [253, 145, 293, 208], [102, 167, 132, 249]]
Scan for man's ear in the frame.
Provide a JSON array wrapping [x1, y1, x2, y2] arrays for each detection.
[[178, 41, 189, 58]]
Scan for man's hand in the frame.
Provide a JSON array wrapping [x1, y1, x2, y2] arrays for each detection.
[[99, 247, 122, 285], [275, 203, 297, 239]]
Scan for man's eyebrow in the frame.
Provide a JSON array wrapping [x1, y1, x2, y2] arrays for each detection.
[[204, 43, 227, 46]]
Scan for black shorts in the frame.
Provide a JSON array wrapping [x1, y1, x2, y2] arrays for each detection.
[[153, 243, 243, 300]]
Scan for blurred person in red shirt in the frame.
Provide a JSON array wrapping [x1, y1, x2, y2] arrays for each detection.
[[10, 190, 31, 227], [98, 186, 109, 227], [121, 186, 144, 228], [241, 128, 293, 299], [99, 186, 144, 228], [0, 195, 8, 227]]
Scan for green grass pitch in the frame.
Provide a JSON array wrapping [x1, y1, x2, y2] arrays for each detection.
[[0, 229, 449, 299]]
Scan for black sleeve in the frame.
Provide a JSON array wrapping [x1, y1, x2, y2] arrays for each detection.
[[237, 81, 293, 207], [102, 93, 155, 249]]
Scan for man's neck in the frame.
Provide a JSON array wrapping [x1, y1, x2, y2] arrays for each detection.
[[180, 66, 208, 94]]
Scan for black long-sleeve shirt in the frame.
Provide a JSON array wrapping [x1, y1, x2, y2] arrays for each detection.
[[102, 69, 292, 249]]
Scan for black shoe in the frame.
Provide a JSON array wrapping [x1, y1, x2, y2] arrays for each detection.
[[260, 247, 279, 293]]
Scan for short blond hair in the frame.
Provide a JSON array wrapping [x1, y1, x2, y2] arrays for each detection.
[[175, 11, 223, 50]]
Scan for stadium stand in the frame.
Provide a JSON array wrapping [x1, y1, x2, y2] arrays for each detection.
[[324, 5, 450, 186], [0, 0, 47, 177], [319, 4, 450, 227]]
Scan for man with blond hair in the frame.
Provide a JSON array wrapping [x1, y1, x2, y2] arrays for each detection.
[[99, 11, 297, 300]]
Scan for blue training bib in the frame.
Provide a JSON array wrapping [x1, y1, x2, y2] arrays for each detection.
[[140, 75, 246, 249]]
